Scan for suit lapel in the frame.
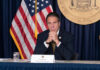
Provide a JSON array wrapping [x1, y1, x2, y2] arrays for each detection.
[[58, 29, 64, 41], [44, 30, 49, 41]]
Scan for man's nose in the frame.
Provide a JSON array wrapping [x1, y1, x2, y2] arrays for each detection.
[[51, 23, 54, 26], [51, 25, 55, 29]]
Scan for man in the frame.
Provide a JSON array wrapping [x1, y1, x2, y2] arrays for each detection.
[[34, 12, 75, 60]]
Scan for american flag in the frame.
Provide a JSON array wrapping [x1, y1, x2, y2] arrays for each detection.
[[10, 0, 53, 59]]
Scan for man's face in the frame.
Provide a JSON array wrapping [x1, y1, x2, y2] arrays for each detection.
[[47, 16, 60, 32]]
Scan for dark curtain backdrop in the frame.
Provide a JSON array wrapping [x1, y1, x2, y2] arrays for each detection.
[[0, 0, 100, 60]]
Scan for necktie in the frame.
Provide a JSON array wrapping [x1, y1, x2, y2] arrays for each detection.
[[51, 41, 56, 53]]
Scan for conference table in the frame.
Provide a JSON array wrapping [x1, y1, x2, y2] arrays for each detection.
[[0, 59, 100, 70]]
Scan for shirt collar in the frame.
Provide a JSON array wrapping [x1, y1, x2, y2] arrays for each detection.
[[57, 29, 60, 35]]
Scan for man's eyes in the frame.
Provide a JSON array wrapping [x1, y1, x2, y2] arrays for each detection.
[[48, 22, 58, 24], [53, 22, 58, 24]]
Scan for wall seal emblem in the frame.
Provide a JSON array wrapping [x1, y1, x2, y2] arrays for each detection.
[[57, 0, 100, 25]]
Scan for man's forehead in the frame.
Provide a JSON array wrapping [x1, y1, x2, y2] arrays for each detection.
[[47, 21, 59, 22], [47, 17, 59, 21]]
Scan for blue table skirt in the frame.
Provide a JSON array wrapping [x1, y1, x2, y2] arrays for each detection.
[[0, 62, 100, 70]]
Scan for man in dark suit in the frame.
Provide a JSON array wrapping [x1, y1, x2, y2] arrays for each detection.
[[34, 12, 75, 60]]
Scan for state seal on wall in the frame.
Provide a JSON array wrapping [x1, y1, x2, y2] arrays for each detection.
[[57, 0, 100, 25]]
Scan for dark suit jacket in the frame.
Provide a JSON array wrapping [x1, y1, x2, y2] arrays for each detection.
[[34, 29, 75, 60]]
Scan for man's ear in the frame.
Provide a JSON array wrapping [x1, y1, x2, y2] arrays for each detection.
[[59, 22, 61, 25]]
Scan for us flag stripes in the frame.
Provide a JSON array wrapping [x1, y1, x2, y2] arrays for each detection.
[[10, 0, 53, 59]]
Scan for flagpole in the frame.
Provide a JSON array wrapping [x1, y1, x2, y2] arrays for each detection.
[[35, 0, 38, 39]]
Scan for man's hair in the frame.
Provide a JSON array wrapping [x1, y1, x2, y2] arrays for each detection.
[[46, 12, 60, 22]]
